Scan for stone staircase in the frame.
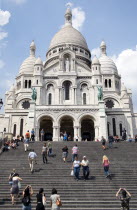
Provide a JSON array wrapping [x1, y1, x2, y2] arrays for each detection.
[[0, 141, 137, 209]]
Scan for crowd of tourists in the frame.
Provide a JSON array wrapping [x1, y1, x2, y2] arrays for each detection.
[[3, 129, 136, 209]]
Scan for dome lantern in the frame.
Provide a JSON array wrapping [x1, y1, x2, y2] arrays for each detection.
[[65, 7, 72, 26], [100, 40, 107, 56], [30, 40, 36, 57]]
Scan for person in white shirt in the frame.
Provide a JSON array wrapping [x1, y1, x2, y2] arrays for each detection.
[[28, 149, 37, 173], [81, 156, 89, 180], [72, 156, 81, 181]]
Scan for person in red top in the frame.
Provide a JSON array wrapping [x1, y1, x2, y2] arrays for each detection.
[[25, 130, 30, 139], [102, 155, 110, 178]]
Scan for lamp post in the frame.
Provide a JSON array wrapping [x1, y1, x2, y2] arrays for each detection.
[[0, 98, 3, 110]]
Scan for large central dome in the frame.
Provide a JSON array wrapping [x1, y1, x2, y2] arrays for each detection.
[[49, 8, 88, 50]]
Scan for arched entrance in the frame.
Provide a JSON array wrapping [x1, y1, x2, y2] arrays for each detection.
[[81, 116, 95, 141], [39, 116, 53, 141], [60, 116, 74, 141]]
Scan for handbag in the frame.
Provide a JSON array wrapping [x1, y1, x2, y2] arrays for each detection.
[[18, 181, 21, 189], [71, 170, 74, 176], [56, 199, 62, 207], [42, 196, 46, 207]]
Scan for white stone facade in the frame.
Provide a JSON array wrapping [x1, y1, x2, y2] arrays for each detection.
[[0, 8, 137, 141]]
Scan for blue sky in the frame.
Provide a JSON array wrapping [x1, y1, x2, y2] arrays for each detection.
[[0, 0, 137, 111]]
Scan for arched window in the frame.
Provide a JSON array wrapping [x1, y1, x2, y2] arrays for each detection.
[[83, 93, 86, 105], [112, 118, 116, 136], [20, 119, 24, 136], [48, 93, 52, 105], [63, 81, 71, 100], [119, 123, 122, 136], [25, 80, 27, 88], [105, 79, 108, 88], [13, 124, 16, 137], [29, 80, 31, 88], [96, 79, 98, 84], [109, 79, 111, 88], [107, 122, 110, 136]]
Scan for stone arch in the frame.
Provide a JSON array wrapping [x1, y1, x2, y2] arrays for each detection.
[[59, 48, 76, 60], [16, 97, 31, 109], [79, 81, 90, 89], [38, 115, 54, 141], [104, 95, 121, 108], [37, 113, 55, 125], [60, 78, 74, 87], [45, 81, 57, 90], [78, 114, 96, 141], [58, 114, 75, 141], [78, 113, 96, 123]]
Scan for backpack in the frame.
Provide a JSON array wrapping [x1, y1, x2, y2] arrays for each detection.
[[22, 196, 30, 206], [121, 198, 130, 208]]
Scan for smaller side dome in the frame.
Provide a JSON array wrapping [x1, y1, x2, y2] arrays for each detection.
[[19, 41, 37, 74], [35, 57, 43, 65], [92, 56, 100, 65]]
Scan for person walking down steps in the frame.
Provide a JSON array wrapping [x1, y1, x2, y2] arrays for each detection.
[[42, 143, 48, 164], [28, 149, 37, 173]]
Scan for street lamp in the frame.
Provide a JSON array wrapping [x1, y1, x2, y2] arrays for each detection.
[[0, 98, 3, 109]]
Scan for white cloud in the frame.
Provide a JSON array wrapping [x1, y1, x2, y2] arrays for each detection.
[[0, 60, 5, 69], [72, 7, 85, 31], [7, 0, 26, 4], [91, 47, 100, 58], [112, 46, 137, 111], [0, 31, 8, 40], [0, 10, 11, 26]]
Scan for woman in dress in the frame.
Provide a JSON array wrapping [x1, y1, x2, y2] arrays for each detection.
[[50, 188, 61, 210], [36, 188, 46, 210], [10, 175, 22, 205], [102, 155, 110, 178], [22, 185, 33, 210]]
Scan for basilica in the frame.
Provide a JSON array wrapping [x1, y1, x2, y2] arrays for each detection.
[[0, 8, 137, 141]]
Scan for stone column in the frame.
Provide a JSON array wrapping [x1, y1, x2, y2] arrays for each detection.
[[74, 88, 77, 104], [74, 126, 81, 141], [78, 126, 82, 141], [125, 114, 134, 138], [58, 87, 62, 104], [35, 125, 39, 141], [95, 126, 99, 140], [98, 101, 108, 140], [53, 126, 59, 141], [73, 88, 75, 104]]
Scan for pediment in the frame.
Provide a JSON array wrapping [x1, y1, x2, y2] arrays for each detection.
[[76, 61, 92, 76], [44, 62, 59, 75]]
